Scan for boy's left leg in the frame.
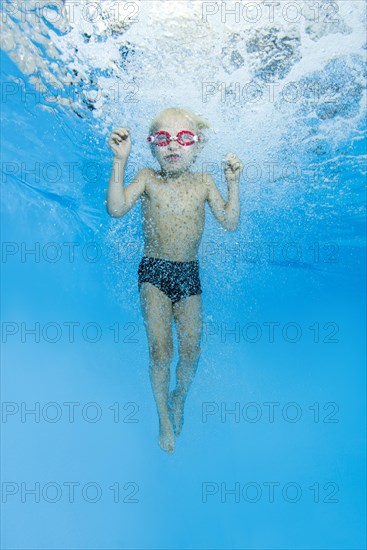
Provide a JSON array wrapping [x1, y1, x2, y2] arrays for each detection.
[[170, 293, 203, 436]]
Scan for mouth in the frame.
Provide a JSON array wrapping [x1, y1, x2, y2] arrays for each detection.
[[165, 154, 180, 161]]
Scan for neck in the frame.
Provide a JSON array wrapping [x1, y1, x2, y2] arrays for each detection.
[[159, 168, 189, 181]]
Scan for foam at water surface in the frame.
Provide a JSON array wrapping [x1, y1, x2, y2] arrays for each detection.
[[1, 1, 366, 138]]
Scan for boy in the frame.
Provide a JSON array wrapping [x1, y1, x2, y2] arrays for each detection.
[[106, 107, 242, 453]]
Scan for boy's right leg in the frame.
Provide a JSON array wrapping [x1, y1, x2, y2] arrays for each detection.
[[139, 282, 175, 453]]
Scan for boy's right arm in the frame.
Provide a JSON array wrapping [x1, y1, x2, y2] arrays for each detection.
[[106, 162, 148, 218], [106, 127, 147, 218]]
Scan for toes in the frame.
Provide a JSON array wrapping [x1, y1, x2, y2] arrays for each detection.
[[158, 419, 175, 453]]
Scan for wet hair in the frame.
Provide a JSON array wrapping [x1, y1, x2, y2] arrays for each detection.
[[148, 107, 210, 137]]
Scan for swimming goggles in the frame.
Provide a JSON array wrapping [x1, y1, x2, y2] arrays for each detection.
[[147, 130, 200, 147]]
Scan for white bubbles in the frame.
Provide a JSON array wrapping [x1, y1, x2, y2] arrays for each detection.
[[2, 0, 366, 298]]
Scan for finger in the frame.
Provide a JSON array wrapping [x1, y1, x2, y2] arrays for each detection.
[[110, 135, 127, 146], [113, 127, 130, 134], [111, 131, 126, 141], [111, 128, 130, 139], [227, 162, 241, 173], [226, 153, 237, 163], [109, 135, 121, 145], [226, 154, 239, 165], [108, 137, 118, 146]]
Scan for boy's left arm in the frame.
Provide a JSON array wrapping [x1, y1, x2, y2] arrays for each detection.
[[205, 153, 243, 231]]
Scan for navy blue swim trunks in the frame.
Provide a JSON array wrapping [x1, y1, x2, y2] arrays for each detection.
[[138, 256, 202, 304]]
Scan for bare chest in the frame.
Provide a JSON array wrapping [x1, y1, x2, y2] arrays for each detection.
[[142, 177, 206, 217]]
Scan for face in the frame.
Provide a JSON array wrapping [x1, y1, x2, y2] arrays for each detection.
[[150, 115, 199, 176]]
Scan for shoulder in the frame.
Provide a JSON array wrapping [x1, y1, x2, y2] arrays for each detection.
[[203, 172, 215, 184], [191, 171, 214, 185], [137, 167, 160, 198], [134, 167, 155, 192], [136, 167, 153, 181]]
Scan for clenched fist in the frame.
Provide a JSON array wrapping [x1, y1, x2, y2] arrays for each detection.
[[224, 152, 243, 182]]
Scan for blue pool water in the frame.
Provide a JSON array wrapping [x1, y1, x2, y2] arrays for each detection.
[[1, 1, 366, 549]]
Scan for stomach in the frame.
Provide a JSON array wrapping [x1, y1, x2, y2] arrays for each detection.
[[142, 214, 205, 262], [143, 234, 202, 262]]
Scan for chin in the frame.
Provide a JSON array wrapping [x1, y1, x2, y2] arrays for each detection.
[[162, 161, 183, 171]]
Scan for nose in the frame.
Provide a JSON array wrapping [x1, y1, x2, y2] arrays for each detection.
[[167, 138, 179, 151]]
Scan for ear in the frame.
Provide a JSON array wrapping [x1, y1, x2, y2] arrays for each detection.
[[192, 146, 202, 163], [195, 139, 205, 156], [150, 144, 157, 158]]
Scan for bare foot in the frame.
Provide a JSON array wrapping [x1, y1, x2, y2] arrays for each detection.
[[169, 390, 185, 437], [158, 417, 175, 453]]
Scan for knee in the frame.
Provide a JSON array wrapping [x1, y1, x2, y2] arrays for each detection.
[[149, 339, 173, 368]]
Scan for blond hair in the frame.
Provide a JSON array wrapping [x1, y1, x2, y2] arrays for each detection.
[[148, 107, 210, 136]]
